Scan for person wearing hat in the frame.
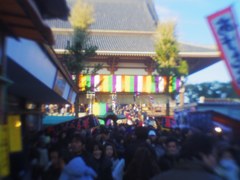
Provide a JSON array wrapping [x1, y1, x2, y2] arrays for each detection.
[[148, 130, 157, 136], [147, 130, 165, 161]]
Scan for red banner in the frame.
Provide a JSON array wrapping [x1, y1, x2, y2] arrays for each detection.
[[207, 6, 240, 94]]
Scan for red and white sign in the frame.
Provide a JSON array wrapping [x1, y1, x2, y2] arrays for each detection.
[[207, 6, 240, 94]]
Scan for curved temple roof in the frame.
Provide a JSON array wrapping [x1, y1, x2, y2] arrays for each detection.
[[46, 0, 220, 74]]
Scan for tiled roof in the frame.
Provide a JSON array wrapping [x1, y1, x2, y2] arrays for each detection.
[[46, 0, 218, 55], [201, 98, 240, 105], [89, 0, 156, 31], [179, 43, 216, 53], [52, 32, 216, 54], [46, 19, 72, 29], [46, 0, 157, 31], [53, 32, 154, 52]]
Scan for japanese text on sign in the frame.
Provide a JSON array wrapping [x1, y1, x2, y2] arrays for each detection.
[[207, 6, 240, 94]]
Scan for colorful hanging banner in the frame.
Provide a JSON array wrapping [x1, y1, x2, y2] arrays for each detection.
[[79, 75, 180, 93], [93, 103, 108, 115], [207, 6, 240, 95]]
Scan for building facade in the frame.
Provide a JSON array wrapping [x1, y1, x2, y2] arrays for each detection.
[[46, 0, 221, 115]]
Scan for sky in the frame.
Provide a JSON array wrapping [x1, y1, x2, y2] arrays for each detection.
[[154, 0, 240, 84]]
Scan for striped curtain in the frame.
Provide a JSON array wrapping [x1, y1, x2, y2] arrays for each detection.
[[92, 103, 108, 115], [79, 75, 180, 93]]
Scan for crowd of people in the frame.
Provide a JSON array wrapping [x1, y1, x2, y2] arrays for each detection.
[[19, 121, 240, 180]]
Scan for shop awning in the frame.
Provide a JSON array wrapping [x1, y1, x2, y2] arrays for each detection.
[[211, 111, 240, 130]]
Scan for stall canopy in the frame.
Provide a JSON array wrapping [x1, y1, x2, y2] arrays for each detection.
[[0, 0, 69, 45], [211, 110, 240, 130], [1, 0, 78, 104], [44, 115, 100, 129], [0, 0, 53, 44]]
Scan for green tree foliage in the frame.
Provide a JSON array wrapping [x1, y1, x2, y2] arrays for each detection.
[[185, 82, 239, 103], [61, 0, 102, 116], [154, 22, 188, 77], [64, 29, 100, 80], [154, 22, 189, 115], [63, 0, 102, 86], [69, 0, 94, 30]]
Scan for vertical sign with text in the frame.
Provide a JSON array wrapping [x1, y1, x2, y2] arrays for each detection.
[[207, 6, 240, 94]]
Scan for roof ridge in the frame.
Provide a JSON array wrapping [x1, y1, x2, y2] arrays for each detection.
[[51, 28, 155, 34]]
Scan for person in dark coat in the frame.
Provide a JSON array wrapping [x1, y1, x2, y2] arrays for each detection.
[[152, 133, 222, 180], [158, 137, 180, 171], [124, 145, 160, 180], [43, 147, 64, 180], [69, 133, 91, 165], [124, 126, 149, 168], [88, 141, 113, 180]]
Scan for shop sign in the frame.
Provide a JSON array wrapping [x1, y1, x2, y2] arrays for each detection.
[[207, 6, 240, 94]]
